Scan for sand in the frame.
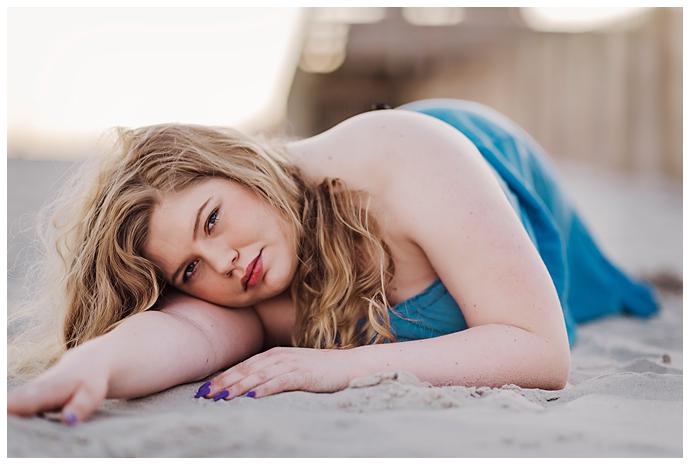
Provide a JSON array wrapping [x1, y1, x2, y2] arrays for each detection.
[[6, 158, 683, 457]]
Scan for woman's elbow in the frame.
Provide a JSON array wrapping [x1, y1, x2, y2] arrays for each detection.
[[547, 347, 571, 390]]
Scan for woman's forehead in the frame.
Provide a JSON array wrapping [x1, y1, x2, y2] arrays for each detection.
[[142, 183, 214, 262], [157, 177, 235, 204], [143, 178, 245, 258]]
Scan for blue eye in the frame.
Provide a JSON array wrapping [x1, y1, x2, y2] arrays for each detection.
[[207, 208, 219, 233], [182, 208, 220, 285], [182, 259, 199, 283]]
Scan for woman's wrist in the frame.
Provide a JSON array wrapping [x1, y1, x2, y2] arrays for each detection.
[[339, 347, 368, 387]]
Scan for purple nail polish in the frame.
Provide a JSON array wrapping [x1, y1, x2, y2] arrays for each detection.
[[213, 389, 229, 401], [195, 382, 212, 398], [198, 381, 212, 391], [245, 390, 256, 398], [64, 412, 78, 426]]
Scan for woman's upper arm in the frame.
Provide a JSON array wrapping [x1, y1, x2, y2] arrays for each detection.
[[361, 110, 570, 358], [158, 291, 265, 369]]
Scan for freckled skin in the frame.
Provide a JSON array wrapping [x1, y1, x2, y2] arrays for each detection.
[[142, 177, 299, 309]]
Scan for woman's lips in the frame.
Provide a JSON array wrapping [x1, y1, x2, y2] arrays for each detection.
[[242, 250, 263, 290]]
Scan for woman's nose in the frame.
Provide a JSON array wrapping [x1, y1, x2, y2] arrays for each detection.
[[205, 246, 238, 276]]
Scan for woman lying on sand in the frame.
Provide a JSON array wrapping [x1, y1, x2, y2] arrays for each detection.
[[7, 98, 658, 426]]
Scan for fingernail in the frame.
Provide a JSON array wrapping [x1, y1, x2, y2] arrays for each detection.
[[245, 390, 256, 398], [64, 412, 78, 426], [195, 382, 212, 398], [213, 389, 229, 401]]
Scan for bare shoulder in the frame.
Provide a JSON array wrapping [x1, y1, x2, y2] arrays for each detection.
[[319, 108, 480, 168], [324, 109, 497, 225], [288, 109, 482, 198]]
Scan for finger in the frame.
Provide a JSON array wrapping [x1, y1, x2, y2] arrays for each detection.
[[7, 378, 77, 418], [213, 363, 296, 401], [240, 371, 302, 399], [206, 348, 287, 397], [60, 383, 101, 426], [206, 362, 278, 398]]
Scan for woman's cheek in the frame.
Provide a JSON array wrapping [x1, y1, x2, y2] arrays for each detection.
[[198, 284, 222, 305]]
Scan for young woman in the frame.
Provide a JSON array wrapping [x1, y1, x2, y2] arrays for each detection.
[[7, 98, 659, 426]]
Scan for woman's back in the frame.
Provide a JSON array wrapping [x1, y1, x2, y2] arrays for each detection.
[[267, 99, 659, 348]]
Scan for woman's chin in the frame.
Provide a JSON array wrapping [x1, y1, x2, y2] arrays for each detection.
[[261, 274, 295, 300]]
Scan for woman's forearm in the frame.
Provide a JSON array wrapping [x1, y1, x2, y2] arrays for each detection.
[[347, 324, 570, 390], [75, 304, 264, 399]]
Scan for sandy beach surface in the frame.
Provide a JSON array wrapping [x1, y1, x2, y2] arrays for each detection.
[[7, 158, 683, 457]]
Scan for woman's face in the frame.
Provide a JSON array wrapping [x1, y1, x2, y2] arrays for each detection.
[[143, 177, 298, 308]]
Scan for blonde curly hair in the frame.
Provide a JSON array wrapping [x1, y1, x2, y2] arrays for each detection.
[[8, 123, 399, 377]]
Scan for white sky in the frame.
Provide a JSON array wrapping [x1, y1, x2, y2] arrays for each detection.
[[4, 5, 669, 158], [521, 7, 651, 32], [8, 7, 304, 157]]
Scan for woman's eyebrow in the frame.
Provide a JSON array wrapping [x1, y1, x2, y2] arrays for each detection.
[[170, 195, 212, 285]]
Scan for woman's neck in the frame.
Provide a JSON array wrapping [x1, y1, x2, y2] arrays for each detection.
[[283, 137, 327, 188]]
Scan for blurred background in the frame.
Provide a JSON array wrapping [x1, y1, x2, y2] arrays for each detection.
[[8, 7, 682, 177], [7, 7, 683, 313]]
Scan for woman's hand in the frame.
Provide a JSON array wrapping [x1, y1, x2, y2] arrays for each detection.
[[7, 347, 110, 426], [197, 346, 354, 400]]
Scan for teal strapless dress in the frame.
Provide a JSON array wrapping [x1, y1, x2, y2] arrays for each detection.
[[357, 98, 659, 348]]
